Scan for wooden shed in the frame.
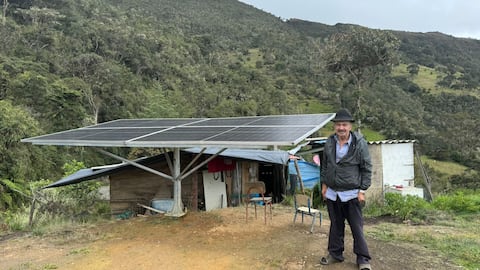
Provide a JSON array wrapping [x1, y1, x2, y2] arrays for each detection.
[[49, 149, 289, 216]]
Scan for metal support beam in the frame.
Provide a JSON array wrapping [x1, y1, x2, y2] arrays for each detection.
[[180, 148, 227, 180], [96, 147, 226, 218], [180, 147, 207, 176], [95, 149, 173, 181], [163, 148, 174, 176]]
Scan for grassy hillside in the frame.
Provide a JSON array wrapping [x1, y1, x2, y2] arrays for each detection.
[[394, 64, 480, 97], [421, 156, 470, 176], [0, 0, 478, 198]]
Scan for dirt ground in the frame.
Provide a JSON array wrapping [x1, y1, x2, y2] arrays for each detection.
[[0, 205, 461, 270]]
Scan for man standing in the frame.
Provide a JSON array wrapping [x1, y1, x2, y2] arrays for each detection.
[[320, 108, 372, 270]]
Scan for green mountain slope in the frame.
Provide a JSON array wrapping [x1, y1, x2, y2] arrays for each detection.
[[0, 0, 478, 190]]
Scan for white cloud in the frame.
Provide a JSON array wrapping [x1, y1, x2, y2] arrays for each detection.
[[239, 0, 480, 40]]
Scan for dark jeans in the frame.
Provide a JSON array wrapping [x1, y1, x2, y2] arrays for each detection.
[[326, 197, 371, 264]]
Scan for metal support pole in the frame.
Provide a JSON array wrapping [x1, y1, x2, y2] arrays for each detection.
[[167, 148, 186, 217]]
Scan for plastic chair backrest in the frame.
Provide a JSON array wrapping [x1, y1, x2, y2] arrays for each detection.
[[246, 181, 266, 196], [295, 194, 311, 208]]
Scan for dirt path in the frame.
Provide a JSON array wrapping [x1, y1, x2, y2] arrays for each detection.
[[0, 205, 460, 270]]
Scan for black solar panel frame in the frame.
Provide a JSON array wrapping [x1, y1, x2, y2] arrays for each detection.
[[21, 114, 335, 148]]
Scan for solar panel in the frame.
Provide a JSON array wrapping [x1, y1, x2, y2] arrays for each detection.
[[90, 119, 201, 128], [21, 114, 335, 148]]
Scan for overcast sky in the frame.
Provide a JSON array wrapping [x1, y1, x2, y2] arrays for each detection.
[[238, 0, 480, 40]]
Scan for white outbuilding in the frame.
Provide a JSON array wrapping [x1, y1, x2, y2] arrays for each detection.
[[368, 140, 424, 200]]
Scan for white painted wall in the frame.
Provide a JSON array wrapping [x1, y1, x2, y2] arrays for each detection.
[[203, 170, 228, 211], [381, 143, 415, 187]]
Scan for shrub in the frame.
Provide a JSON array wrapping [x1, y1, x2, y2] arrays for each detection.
[[384, 193, 432, 222], [0, 207, 30, 232], [23, 160, 109, 230], [432, 190, 480, 214]]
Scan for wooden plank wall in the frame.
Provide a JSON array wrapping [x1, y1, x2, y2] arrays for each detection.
[[108, 156, 268, 214], [109, 162, 196, 215]]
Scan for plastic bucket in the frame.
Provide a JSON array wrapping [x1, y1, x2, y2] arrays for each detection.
[[151, 199, 174, 212]]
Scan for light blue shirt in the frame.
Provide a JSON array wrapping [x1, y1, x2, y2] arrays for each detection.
[[326, 134, 359, 202]]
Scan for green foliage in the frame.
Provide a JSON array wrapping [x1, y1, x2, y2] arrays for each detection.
[[0, 178, 28, 210], [0, 206, 30, 232], [0, 100, 56, 210], [384, 193, 432, 222], [378, 191, 480, 224], [362, 199, 385, 217], [312, 183, 323, 209], [0, 0, 477, 212], [281, 194, 293, 206], [321, 27, 400, 127], [359, 127, 385, 142], [450, 172, 480, 190], [432, 191, 480, 214], [367, 192, 480, 269], [54, 160, 103, 221], [395, 31, 480, 89], [17, 160, 109, 231], [367, 216, 480, 269]]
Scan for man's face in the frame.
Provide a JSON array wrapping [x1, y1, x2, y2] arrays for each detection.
[[334, 121, 352, 138]]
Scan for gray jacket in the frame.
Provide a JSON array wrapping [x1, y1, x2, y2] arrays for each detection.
[[320, 131, 372, 191]]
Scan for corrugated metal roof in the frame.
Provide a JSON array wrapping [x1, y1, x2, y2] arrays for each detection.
[[368, 140, 416, 145]]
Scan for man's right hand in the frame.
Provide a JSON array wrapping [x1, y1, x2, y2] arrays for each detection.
[[321, 184, 327, 201]]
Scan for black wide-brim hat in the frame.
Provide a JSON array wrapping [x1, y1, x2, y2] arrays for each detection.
[[332, 108, 355, 122]]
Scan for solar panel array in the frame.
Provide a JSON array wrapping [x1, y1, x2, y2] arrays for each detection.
[[21, 114, 335, 148]]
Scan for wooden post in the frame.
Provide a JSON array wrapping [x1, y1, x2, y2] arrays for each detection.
[[414, 148, 433, 201], [28, 197, 37, 228], [191, 172, 198, 211], [293, 159, 305, 194]]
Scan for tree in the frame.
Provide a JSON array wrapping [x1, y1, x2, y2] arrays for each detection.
[[68, 54, 146, 123], [2, 0, 8, 26], [0, 100, 53, 210], [407, 63, 419, 76], [321, 27, 400, 132]]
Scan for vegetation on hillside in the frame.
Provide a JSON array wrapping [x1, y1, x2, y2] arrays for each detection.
[[0, 0, 479, 215]]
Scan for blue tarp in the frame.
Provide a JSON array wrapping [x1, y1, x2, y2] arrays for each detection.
[[185, 147, 290, 165], [289, 160, 320, 189]]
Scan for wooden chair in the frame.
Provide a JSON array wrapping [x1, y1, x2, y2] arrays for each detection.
[[293, 193, 322, 233], [245, 181, 272, 224]]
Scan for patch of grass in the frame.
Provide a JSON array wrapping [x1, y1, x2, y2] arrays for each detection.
[[361, 127, 386, 142], [244, 48, 263, 69], [12, 262, 35, 269], [413, 65, 440, 91], [42, 264, 58, 269], [363, 200, 385, 217], [420, 156, 469, 176], [367, 192, 480, 269], [366, 223, 396, 241], [69, 247, 90, 255], [432, 191, 480, 214], [367, 220, 480, 269], [392, 63, 439, 90], [281, 194, 294, 207], [298, 100, 335, 114], [31, 216, 77, 236], [412, 229, 480, 269], [393, 64, 477, 97]]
